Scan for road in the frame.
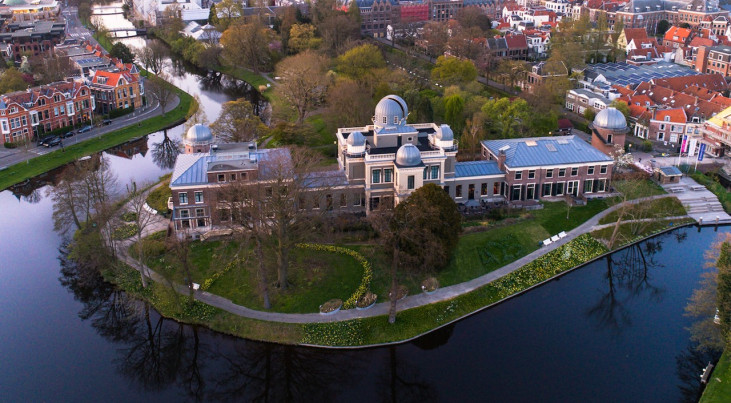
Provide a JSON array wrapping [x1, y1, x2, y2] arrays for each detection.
[[63, 6, 93, 42], [0, 94, 178, 169]]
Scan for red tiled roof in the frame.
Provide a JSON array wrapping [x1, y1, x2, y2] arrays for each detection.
[[664, 26, 691, 43], [505, 34, 528, 49], [654, 108, 687, 123], [624, 28, 649, 43], [688, 36, 716, 48], [652, 74, 728, 93]]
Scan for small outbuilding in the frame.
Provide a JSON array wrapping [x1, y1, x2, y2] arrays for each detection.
[[655, 166, 683, 184]]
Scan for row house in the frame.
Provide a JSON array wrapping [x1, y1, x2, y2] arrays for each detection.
[[663, 26, 692, 49], [89, 69, 144, 115], [565, 88, 612, 115], [520, 60, 568, 93], [695, 44, 731, 77], [701, 104, 731, 156], [0, 80, 94, 145], [486, 33, 529, 59], [357, 0, 399, 38], [0, 20, 64, 62]]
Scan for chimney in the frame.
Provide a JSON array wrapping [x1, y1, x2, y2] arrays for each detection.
[[498, 150, 506, 171]]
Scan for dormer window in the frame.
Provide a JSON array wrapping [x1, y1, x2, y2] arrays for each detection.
[[664, 116, 670, 121]]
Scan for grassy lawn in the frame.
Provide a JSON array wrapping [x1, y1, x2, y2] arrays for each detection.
[[598, 197, 686, 225], [145, 178, 171, 214], [613, 178, 667, 199], [692, 172, 731, 214], [136, 237, 365, 313], [535, 199, 610, 235], [591, 218, 695, 249], [216, 65, 274, 99], [0, 84, 196, 191], [701, 350, 731, 403]]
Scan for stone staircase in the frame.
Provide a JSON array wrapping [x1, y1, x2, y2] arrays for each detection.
[[681, 196, 725, 215]]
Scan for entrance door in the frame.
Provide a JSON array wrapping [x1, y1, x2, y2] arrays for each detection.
[[468, 184, 475, 200], [511, 185, 521, 201], [526, 184, 535, 200]]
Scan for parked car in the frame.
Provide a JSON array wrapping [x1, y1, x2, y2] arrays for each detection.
[[39, 136, 59, 147], [103, 119, 112, 126], [78, 125, 93, 133], [44, 137, 62, 147], [60, 130, 75, 138]]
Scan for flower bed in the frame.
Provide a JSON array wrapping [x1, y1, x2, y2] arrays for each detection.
[[356, 291, 377, 309], [120, 211, 137, 222], [113, 223, 138, 240], [421, 277, 439, 293], [201, 259, 237, 291], [296, 243, 372, 309], [319, 298, 342, 314]]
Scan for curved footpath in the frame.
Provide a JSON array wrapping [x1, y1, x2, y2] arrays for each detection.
[[115, 188, 705, 324]]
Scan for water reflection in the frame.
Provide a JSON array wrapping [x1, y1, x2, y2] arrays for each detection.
[[151, 130, 181, 170], [675, 343, 721, 402], [586, 240, 668, 334]]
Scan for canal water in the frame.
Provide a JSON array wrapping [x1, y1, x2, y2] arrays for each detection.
[[0, 12, 725, 401]]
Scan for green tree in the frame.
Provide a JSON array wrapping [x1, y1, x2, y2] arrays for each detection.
[[210, 98, 269, 142], [0, 68, 28, 94], [431, 56, 477, 86], [656, 20, 670, 36], [347, 0, 361, 25], [208, 3, 219, 26], [392, 183, 462, 273], [583, 108, 596, 121], [216, 0, 243, 30], [336, 43, 386, 83], [288, 23, 321, 53], [221, 20, 272, 73], [443, 94, 465, 136], [481, 97, 531, 138]]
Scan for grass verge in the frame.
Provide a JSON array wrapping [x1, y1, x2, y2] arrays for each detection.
[[701, 350, 731, 403], [0, 81, 196, 191], [598, 197, 686, 225], [145, 177, 172, 214]]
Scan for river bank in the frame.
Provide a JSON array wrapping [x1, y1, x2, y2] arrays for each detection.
[[102, 189, 697, 347]]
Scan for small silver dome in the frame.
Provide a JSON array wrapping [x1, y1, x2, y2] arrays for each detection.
[[436, 124, 453, 141], [185, 124, 213, 143], [395, 143, 422, 166], [346, 131, 365, 146], [594, 107, 627, 130], [374, 95, 408, 128]]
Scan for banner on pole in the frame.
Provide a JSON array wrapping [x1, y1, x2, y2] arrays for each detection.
[[698, 143, 706, 161], [680, 135, 688, 153], [688, 138, 698, 157]]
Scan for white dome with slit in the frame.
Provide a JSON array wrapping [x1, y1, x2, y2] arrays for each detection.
[[374, 95, 408, 129], [593, 107, 627, 131], [395, 143, 422, 166], [184, 123, 213, 144], [436, 124, 454, 141]]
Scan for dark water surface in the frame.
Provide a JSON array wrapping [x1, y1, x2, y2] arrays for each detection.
[[0, 57, 723, 402]]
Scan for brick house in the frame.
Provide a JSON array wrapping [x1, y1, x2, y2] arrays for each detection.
[[0, 80, 94, 144], [481, 136, 614, 201], [0, 20, 65, 62], [89, 69, 144, 114], [695, 45, 731, 77]]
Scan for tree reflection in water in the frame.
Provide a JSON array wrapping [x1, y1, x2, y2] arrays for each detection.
[[587, 237, 673, 333], [675, 342, 721, 403], [151, 129, 181, 170], [378, 347, 437, 402]]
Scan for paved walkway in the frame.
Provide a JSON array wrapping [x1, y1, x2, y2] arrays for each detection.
[[113, 191, 697, 324]]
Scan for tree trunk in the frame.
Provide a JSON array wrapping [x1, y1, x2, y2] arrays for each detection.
[[389, 245, 399, 324], [276, 224, 289, 289], [137, 233, 148, 288], [255, 233, 271, 309]]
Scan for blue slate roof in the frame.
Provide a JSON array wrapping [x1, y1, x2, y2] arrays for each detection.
[[171, 155, 212, 186], [454, 160, 503, 178], [481, 135, 613, 168], [660, 166, 682, 176]]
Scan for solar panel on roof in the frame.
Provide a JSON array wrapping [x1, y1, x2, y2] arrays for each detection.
[[545, 143, 557, 152]]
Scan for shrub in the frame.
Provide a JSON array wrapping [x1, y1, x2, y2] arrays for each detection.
[[113, 223, 139, 240], [641, 140, 653, 152], [146, 180, 171, 214], [421, 277, 439, 292], [4, 141, 17, 148], [120, 211, 138, 222], [583, 109, 596, 121], [108, 106, 135, 119]]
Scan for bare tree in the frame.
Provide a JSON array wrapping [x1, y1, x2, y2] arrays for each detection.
[[275, 50, 330, 124], [220, 19, 272, 74], [146, 71, 176, 116], [137, 39, 168, 76], [126, 180, 160, 288]]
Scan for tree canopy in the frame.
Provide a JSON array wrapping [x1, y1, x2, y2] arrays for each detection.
[[210, 98, 268, 143], [110, 42, 135, 63], [335, 43, 386, 83], [392, 183, 462, 272], [431, 56, 477, 86], [275, 50, 330, 124]]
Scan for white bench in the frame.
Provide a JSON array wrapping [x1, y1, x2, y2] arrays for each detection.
[[691, 185, 706, 191], [542, 239, 552, 247], [551, 235, 560, 242], [558, 231, 567, 238], [669, 187, 685, 193]]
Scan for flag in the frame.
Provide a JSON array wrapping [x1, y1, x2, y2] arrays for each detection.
[[698, 143, 706, 161], [680, 135, 688, 153], [688, 138, 698, 157]]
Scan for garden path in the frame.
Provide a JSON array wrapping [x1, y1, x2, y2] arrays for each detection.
[[114, 193, 695, 324]]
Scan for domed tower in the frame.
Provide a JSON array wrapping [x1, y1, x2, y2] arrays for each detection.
[[590, 107, 628, 156], [183, 124, 213, 154], [373, 95, 408, 130], [395, 143, 422, 167], [346, 131, 366, 155]]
